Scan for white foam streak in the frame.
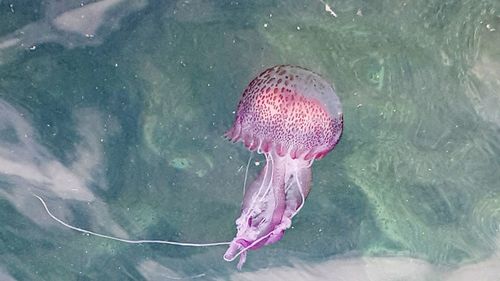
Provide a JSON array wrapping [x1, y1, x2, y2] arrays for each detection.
[[0, 99, 125, 237]]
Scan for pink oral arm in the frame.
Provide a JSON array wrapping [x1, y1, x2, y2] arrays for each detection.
[[224, 157, 287, 268], [224, 157, 313, 269], [263, 165, 312, 246]]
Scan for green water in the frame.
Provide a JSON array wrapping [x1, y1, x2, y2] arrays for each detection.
[[0, 0, 499, 280]]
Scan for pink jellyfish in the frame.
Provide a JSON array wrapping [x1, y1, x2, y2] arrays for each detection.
[[32, 64, 342, 272], [223, 65, 343, 269]]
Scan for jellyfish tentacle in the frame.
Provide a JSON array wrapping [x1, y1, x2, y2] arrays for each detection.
[[242, 151, 254, 195], [34, 194, 231, 247], [289, 166, 312, 219], [239, 156, 271, 225], [256, 153, 274, 203]]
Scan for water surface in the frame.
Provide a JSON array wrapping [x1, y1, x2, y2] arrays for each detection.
[[0, 0, 499, 280]]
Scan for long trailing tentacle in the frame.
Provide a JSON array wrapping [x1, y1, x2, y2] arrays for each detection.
[[247, 153, 271, 207], [258, 152, 275, 202], [291, 169, 306, 219], [242, 151, 254, 195], [34, 194, 230, 247]]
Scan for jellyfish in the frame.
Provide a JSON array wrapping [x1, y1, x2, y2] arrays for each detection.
[[31, 64, 342, 272], [223, 65, 343, 269]]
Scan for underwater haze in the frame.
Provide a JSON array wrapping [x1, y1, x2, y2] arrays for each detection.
[[1, 0, 500, 280]]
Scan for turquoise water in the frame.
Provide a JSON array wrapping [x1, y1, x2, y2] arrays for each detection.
[[0, 0, 499, 280]]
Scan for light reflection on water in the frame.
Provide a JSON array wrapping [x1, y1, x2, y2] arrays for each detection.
[[0, 0, 499, 280]]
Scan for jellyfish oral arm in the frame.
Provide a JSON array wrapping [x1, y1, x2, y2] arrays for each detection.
[[267, 162, 312, 245], [223, 154, 286, 268], [224, 152, 312, 269]]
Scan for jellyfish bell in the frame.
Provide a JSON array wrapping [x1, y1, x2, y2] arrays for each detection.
[[223, 65, 343, 269]]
